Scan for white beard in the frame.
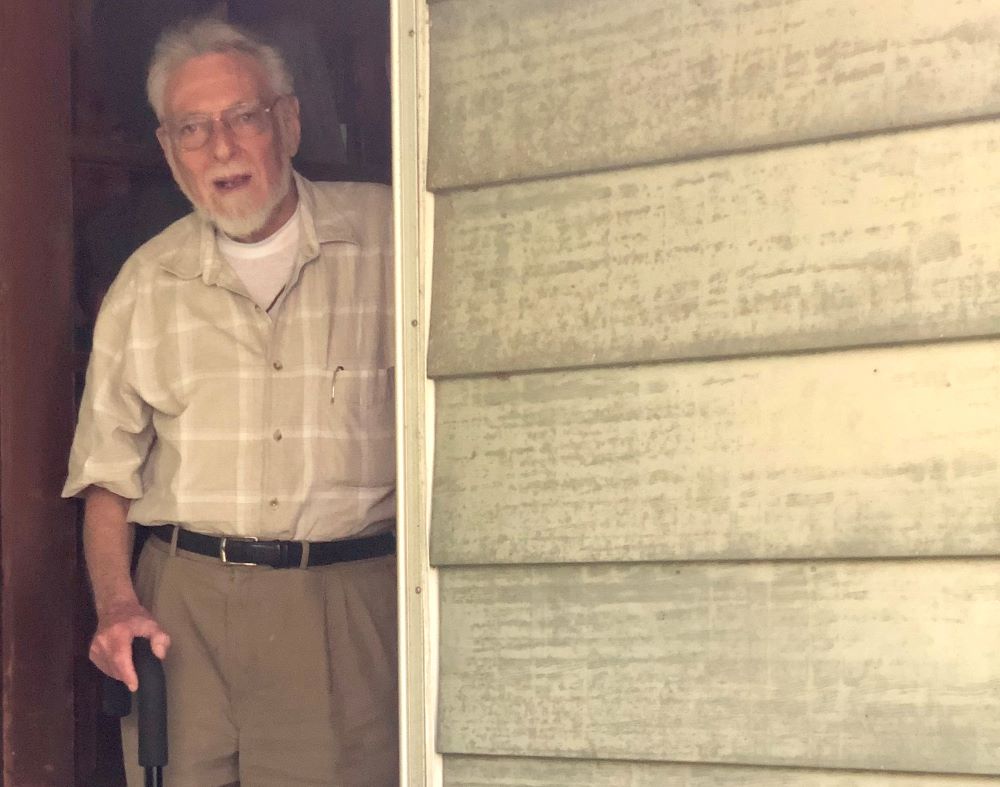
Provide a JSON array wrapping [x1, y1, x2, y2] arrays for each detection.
[[183, 159, 293, 240]]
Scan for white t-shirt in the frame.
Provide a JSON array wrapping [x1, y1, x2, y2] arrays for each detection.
[[216, 205, 301, 311]]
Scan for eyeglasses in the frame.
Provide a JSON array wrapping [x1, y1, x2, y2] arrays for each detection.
[[163, 96, 284, 151]]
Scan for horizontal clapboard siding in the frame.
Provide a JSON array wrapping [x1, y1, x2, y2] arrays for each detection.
[[428, 1, 1000, 782], [428, 120, 1000, 378], [431, 339, 1000, 566], [428, 0, 1000, 189], [438, 561, 1000, 774], [444, 755, 1000, 786]]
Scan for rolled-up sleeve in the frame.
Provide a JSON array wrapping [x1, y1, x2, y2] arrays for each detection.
[[62, 278, 154, 500]]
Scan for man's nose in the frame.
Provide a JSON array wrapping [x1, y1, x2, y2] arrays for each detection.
[[208, 119, 238, 160]]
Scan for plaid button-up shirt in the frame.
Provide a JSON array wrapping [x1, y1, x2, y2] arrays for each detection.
[[63, 175, 395, 541]]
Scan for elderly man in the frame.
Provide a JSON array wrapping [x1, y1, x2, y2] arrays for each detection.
[[63, 18, 397, 787]]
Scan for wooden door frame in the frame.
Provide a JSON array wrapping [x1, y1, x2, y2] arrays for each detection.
[[0, 1, 78, 783]]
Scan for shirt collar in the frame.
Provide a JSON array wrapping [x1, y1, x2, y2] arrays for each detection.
[[159, 171, 359, 283]]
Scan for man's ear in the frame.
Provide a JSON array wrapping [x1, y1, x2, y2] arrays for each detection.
[[278, 95, 302, 158]]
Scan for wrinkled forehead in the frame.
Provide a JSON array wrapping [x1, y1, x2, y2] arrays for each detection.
[[163, 51, 270, 119]]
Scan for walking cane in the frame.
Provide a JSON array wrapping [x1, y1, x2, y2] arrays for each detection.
[[102, 637, 168, 786]]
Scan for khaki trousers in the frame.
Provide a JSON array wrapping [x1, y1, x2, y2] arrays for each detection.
[[122, 535, 399, 787]]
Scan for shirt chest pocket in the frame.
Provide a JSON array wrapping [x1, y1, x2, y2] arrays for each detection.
[[322, 366, 395, 486], [330, 367, 392, 408]]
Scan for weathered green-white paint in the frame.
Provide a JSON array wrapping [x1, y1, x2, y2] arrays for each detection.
[[426, 0, 1000, 781], [429, 0, 1000, 188], [444, 756, 1000, 787], [439, 561, 1000, 774], [429, 120, 1000, 377], [432, 339, 1000, 565]]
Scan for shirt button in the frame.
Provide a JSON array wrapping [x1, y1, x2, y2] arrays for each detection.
[[273, 429, 283, 441], [272, 360, 283, 371], [269, 498, 279, 509]]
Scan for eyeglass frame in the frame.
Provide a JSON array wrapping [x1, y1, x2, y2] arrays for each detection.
[[159, 95, 287, 152]]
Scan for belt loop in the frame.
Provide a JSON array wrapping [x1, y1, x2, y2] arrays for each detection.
[[299, 540, 310, 569], [169, 525, 180, 557]]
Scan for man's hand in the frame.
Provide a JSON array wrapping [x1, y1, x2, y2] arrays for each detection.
[[82, 486, 171, 691], [90, 599, 171, 692]]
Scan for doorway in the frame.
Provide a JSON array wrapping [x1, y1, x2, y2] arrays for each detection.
[[70, 1, 392, 782]]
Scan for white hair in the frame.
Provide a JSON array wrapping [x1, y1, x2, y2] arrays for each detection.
[[146, 18, 294, 120]]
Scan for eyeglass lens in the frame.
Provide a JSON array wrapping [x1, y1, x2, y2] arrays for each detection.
[[172, 102, 275, 150]]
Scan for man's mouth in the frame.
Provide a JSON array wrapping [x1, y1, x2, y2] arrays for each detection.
[[213, 174, 252, 192]]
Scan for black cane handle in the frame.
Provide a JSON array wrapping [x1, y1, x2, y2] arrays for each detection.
[[132, 637, 168, 770]]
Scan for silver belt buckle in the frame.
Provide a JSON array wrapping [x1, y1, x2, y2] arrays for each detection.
[[220, 535, 258, 565]]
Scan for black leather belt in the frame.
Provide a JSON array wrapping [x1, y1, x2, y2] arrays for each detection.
[[149, 524, 395, 569]]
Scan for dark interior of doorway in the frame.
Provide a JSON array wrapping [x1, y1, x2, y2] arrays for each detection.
[[71, 1, 390, 782]]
